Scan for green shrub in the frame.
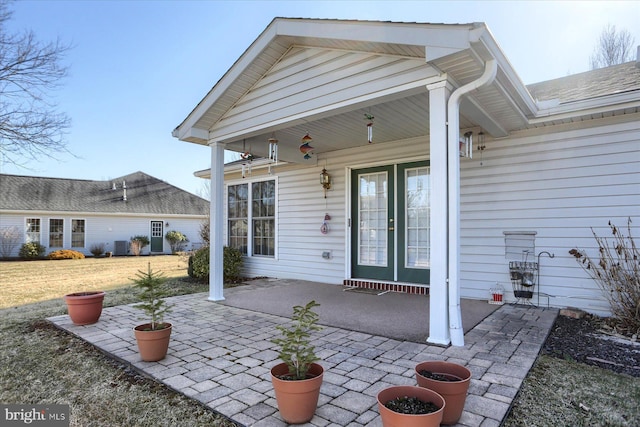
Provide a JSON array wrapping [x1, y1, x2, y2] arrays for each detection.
[[48, 249, 85, 260], [187, 246, 244, 283], [165, 230, 188, 253], [188, 247, 209, 282], [19, 242, 46, 259], [224, 246, 243, 282]]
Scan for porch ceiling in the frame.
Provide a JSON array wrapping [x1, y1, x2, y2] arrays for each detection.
[[174, 19, 538, 163]]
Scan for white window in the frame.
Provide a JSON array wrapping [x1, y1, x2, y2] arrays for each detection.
[[49, 219, 64, 247], [26, 218, 41, 243], [227, 179, 276, 257], [72, 219, 85, 248]]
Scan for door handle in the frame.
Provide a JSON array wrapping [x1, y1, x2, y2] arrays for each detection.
[[389, 227, 395, 231]]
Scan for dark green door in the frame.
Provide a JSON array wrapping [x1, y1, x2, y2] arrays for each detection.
[[351, 162, 430, 284], [150, 221, 163, 252], [397, 161, 430, 284], [351, 165, 395, 281]]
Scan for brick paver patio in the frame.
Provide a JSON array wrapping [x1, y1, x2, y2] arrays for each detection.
[[48, 283, 558, 426]]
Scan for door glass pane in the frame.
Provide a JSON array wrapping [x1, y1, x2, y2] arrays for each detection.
[[151, 222, 163, 237], [405, 167, 430, 268], [358, 171, 387, 266]]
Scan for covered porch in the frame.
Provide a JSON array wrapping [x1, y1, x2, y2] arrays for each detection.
[[48, 280, 557, 426], [173, 19, 539, 346]]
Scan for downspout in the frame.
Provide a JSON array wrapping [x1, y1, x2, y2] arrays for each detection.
[[446, 59, 497, 346]]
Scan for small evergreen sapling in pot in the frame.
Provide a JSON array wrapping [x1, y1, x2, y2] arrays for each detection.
[[271, 300, 322, 380], [132, 263, 173, 361], [132, 263, 171, 330]]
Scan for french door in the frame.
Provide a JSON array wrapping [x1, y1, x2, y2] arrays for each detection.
[[351, 161, 430, 284]]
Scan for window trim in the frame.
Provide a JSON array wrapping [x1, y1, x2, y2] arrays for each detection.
[[226, 177, 278, 260]]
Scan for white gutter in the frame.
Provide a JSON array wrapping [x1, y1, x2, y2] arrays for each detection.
[[446, 59, 497, 346]]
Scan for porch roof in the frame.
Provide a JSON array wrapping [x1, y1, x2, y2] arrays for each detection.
[[173, 18, 541, 163], [174, 18, 640, 164]]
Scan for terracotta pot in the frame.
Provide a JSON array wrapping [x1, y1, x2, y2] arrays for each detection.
[[64, 291, 105, 325], [134, 323, 172, 361], [415, 361, 471, 425], [377, 385, 445, 427], [271, 362, 323, 424]]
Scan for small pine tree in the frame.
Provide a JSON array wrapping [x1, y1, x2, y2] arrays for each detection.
[[131, 263, 171, 330]]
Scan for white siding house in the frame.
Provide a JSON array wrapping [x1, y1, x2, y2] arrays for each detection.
[[0, 171, 209, 257], [173, 19, 640, 346]]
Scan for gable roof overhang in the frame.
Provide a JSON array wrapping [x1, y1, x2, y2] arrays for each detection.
[[171, 18, 560, 164]]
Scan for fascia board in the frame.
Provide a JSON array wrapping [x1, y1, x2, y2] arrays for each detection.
[[275, 19, 475, 51], [530, 91, 640, 123]]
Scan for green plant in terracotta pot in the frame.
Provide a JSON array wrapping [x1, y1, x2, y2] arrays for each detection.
[[132, 263, 173, 361], [270, 300, 324, 424]]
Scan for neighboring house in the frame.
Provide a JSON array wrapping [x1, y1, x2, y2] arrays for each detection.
[[173, 18, 640, 346], [0, 171, 209, 257]]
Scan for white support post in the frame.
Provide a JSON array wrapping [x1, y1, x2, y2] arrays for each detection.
[[208, 140, 225, 301], [426, 80, 451, 346]]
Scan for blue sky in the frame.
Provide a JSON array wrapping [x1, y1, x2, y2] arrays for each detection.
[[2, 0, 639, 196]]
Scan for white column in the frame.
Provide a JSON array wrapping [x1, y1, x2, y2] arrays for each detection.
[[208, 140, 225, 301], [426, 80, 451, 346]]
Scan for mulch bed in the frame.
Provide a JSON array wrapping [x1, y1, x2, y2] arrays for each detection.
[[542, 313, 640, 378]]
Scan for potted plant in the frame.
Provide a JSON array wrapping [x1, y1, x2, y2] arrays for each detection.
[[132, 263, 172, 361], [377, 385, 445, 427], [415, 361, 471, 425], [63, 291, 105, 325], [270, 300, 324, 424]]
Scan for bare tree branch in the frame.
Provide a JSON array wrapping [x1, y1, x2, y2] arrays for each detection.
[[590, 24, 635, 69], [0, 0, 72, 167]]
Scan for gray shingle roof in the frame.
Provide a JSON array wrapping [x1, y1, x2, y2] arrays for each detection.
[[0, 171, 209, 215], [527, 61, 640, 104]]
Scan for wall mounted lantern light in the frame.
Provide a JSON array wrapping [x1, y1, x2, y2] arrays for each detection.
[[459, 131, 473, 158], [320, 168, 331, 198]]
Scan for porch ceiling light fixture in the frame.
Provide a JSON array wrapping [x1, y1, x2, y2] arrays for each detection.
[[320, 168, 331, 198], [459, 131, 473, 159], [300, 132, 314, 160]]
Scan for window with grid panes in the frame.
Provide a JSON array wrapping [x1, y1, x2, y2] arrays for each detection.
[[227, 183, 248, 254], [49, 219, 63, 247], [252, 180, 275, 256], [71, 219, 85, 248]]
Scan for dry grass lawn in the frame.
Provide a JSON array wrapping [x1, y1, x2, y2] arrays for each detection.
[[0, 255, 190, 308], [0, 255, 237, 426]]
